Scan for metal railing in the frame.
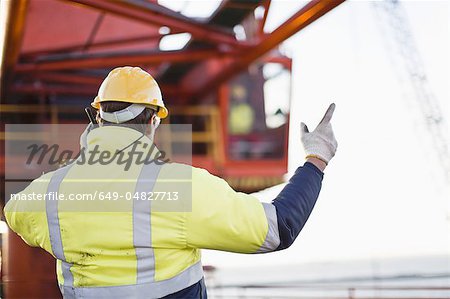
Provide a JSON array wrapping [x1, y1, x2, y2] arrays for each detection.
[[207, 284, 450, 299]]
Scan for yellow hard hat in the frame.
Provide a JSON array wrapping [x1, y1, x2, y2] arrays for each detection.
[[91, 66, 168, 119]]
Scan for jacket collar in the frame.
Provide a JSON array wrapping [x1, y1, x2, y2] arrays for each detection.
[[87, 126, 156, 155]]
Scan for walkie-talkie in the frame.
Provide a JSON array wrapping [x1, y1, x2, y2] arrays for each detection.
[[84, 107, 97, 124]]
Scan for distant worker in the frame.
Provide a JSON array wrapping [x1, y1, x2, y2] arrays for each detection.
[[4, 66, 338, 299]]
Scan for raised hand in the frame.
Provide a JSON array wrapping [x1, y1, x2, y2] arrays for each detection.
[[300, 103, 338, 164]]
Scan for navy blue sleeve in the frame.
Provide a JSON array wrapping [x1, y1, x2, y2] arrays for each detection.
[[272, 162, 324, 250]]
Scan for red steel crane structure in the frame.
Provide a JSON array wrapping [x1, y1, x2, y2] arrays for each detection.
[[0, 0, 344, 297]]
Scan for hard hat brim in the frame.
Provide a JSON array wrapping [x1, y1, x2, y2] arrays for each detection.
[[91, 97, 168, 119]]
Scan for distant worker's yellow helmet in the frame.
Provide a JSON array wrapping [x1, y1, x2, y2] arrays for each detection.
[[91, 66, 168, 119]]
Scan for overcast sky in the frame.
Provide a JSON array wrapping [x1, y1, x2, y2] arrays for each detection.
[[202, 0, 450, 269]]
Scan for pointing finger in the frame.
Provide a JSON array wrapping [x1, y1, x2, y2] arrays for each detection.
[[318, 103, 336, 126]]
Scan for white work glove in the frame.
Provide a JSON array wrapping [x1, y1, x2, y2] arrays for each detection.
[[300, 103, 338, 164]]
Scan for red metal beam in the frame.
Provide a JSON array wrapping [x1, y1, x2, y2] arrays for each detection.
[[11, 84, 98, 95], [66, 0, 242, 47], [21, 31, 183, 59], [263, 56, 292, 70], [190, 0, 345, 100], [15, 49, 224, 72], [32, 72, 103, 85], [0, 0, 28, 100], [258, 0, 271, 36], [11, 82, 187, 97], [23, 71, 183, 92]]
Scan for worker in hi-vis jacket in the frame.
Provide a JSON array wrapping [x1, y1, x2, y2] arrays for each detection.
[[4, 66, 338, 299]]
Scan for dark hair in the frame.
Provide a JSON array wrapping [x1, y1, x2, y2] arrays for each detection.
[[99, 101, 155, 134]]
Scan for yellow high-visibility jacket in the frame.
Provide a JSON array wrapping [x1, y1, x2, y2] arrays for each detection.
[[4, 126, 279, 298]]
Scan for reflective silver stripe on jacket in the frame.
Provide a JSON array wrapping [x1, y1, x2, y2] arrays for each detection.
[[257, 202, 281, 252], [46, 162, 203, 298], [62, 261, 203, 299], [46, 163, 76, 298], [133, 162, 161, 283]]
